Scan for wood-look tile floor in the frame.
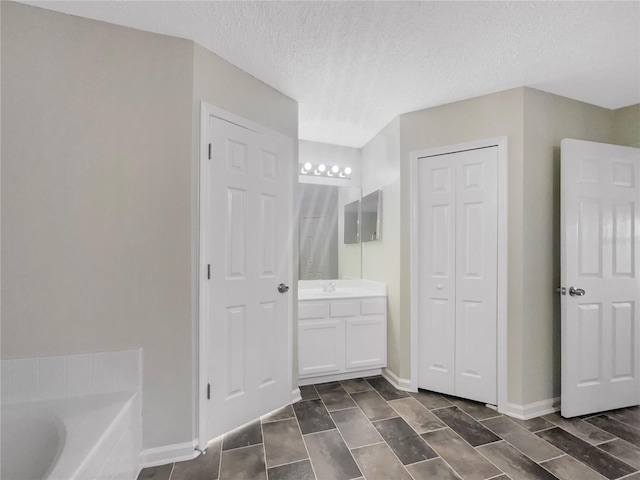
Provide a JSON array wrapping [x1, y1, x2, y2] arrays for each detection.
[[138, 377, 640, 480]]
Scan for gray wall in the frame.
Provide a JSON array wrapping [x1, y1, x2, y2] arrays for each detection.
[[2, 2, 298, 451], [1, 2, 195, 449], [391, 87, 637, 407], [190, 41, 299, 432], [399, 88, 526, 402], [361, 117, 402, 376], [614, 104, 640, 147], [522, 88, 615, 403]]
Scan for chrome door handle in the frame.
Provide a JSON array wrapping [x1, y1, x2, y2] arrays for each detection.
[[569, 287, 585, 297], [278, 283, 289, 294]]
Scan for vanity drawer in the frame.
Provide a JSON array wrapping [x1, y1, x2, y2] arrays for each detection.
[[330, 300, 360, 318], [361, 298, 386, 315], [299, 302, 329, 320]]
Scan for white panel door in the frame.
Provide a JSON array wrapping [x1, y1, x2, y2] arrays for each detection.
[[418, 147, 498, 405], [418, 156, 457, 394], [205, 113, 291, 440], [454, 148, 498, 403], [561, 139, 640, 417]]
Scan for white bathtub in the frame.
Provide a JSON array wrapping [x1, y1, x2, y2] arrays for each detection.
[[1, 391, 140, 480]]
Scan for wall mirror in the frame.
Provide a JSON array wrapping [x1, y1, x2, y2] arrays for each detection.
[[361, 190, 382, 242], [344, 200, 360, 244], [298, 183, 362, 280]]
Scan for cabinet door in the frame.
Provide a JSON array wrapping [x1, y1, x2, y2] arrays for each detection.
[[345, 316, 386, 370], [299, 319, 345, 377]]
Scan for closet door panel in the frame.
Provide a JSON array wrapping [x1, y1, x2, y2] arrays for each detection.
[[454, 147, 498, 404], [418, 158, 456, 395]]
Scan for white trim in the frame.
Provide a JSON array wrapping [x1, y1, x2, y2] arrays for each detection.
[[298, 368, 383, 386], [409, 136, 508, 414], [291, 388, 302, 403], [139, 439, 199, 468], [503, 397, 560, 420], [382, 368, 414, 392], [197, 102, 295, 449]]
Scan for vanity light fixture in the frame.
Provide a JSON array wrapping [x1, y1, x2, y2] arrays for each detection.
[[299, 163, 352, 179]]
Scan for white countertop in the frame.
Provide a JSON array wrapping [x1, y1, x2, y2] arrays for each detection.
[[298, 279, 386, 301]]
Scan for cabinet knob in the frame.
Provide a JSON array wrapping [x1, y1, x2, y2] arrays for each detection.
[[436, 284, 443, 290]]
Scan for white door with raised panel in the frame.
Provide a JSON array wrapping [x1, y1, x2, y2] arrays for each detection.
[[418, 147, 498, 404], [561, 139, 640, 418], [201, 107, 292, 441]]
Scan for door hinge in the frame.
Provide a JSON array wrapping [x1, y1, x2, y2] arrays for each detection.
[[207, 264, 210, 280], [208, 143, 211, 160], [207, 383, 211, 400]]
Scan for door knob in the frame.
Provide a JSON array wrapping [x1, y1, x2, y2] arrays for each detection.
[[278, 283, 290, 294], [569, 286, 586, 297]]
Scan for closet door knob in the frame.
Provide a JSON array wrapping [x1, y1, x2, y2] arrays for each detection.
[[436, 284, 443, 290]]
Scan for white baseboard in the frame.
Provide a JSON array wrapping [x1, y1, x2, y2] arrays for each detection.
[[291, 388, 301, 403], [140, 439, 199, 468], [382, 368, 414, 392], [502, 397, 560, 420], [298, 368, 382, 386]]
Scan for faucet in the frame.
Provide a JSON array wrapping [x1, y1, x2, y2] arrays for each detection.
[[323, 281, 336, 292]]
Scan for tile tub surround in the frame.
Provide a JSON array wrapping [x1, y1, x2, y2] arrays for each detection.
[[1, 349, 143, 403], [138, 376, 640, 480]]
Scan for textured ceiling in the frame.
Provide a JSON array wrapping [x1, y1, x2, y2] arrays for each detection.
[[20, 1, 640, 147]]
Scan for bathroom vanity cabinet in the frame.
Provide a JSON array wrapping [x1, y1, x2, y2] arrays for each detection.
[[298, 294, 387, 384]]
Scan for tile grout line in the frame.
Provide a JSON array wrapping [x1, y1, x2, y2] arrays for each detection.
[[216, 437, 223, 480], [535, 425, 640, 478], [474, 440, 521, 477], [347, 378, 415, 477], [354, 379, 444, 480], [220, 441, 265, 454], [604, 415, 640, 433], [315, 384, 364, 479], [427, 404, 456, 412], [618, 470, 640, 479], [542, 413, 621, 446], [588, 417, 640, 445], [418, 402, 513, 479], [478, 414, 573, 467], [292, 397, 319, 480], [476, 426, 568, 477], [260, 415, 269, 480], [422, 427, 501, 480], [538, 453, 567, 464], [267, 457, 313, 472]]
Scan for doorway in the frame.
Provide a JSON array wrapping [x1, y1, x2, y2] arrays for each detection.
[[410, 137, 508, 410]]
